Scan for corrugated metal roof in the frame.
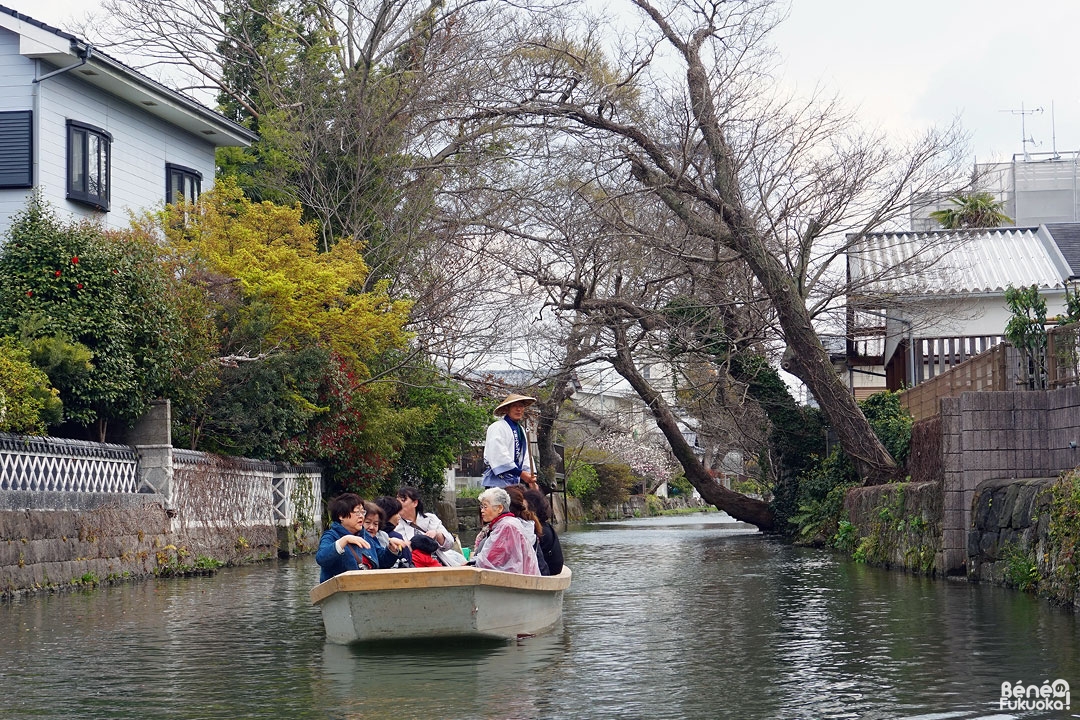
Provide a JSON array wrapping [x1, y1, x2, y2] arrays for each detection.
[[848, 226, 1070, 296]]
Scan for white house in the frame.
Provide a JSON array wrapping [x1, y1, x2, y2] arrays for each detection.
[[844, 224, 1079, 396], [0, 5, 256, 237]]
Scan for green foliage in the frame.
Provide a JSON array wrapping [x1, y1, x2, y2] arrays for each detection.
[[595, 463, 636, 507], [0, 338, 61, 433], [667, 472, 693, 496], [193, 346, 329, 460], [0, 198, 193, 437], [1062, 285, 1080, 325], [644, 495, 664, 516], [1046, 470, 1080, 603], [566, 463, 600, 503], [785, 390, 913, 540], [788, 457, 856, 544], [1004, 284, 1048, 389], [832, 519, 858, 553], [1001, 542, 1039, 593], [457, 486, 483, 499], [859, 390, 914, 465], [929, 192, 1012, 229], [383, 363, 490, 500]]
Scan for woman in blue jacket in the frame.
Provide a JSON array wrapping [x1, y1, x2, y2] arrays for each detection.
[[316, 493, 407, 582]]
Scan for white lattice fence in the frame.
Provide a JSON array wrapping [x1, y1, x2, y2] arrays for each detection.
[[0, 433, 139, 493], [172, 450, 321, 529]]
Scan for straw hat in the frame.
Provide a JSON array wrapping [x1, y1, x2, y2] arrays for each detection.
[[493, 393, 536, 416]]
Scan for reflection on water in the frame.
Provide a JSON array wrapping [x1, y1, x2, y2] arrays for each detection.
[[1, 512, 1077, 720]]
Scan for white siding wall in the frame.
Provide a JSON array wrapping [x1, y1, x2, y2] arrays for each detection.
[[35, 71, 217, 230], [899, 291, 1069, 338], [0, 28, 219, 237], [0, 28, 35, 228]]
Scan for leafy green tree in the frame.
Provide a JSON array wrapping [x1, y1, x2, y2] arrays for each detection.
[[1004, 284, 1049, 389], [0, 199, 191, 439], [929, 192, 1013, 229], [385, 363, 491, 499], [0, 339, 62, 434]]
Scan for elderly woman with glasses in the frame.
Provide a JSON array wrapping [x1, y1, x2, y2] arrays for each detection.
[[316, 493, 407, 582], [470, 487, 540, 575]]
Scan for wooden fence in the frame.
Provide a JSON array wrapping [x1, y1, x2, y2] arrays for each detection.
[[901, 344, 1012, 421], [900, 322, 1080, 421]]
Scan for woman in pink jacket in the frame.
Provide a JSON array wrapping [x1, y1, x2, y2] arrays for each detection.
[[470, 487, 540, 575]]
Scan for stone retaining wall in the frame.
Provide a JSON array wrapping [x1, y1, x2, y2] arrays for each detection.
[[0, 498, 281, 596], [844, 481, 943, 575], [967, 477, 1055, 588], [941, 386, 1080, 574]]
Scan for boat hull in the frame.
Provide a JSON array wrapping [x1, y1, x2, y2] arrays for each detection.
[[310, 566, 571, 643]]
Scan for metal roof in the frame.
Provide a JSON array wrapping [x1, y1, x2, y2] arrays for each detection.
[[848, 225, 1072, 297], [1045, 223, 1080, 279]]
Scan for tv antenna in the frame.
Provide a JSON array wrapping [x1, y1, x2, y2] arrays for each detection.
[[1001, 102, 1043, 160]]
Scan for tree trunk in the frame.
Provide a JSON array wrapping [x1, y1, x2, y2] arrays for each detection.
[[729, 222, 898, 485], [609, 326, 775, 530]]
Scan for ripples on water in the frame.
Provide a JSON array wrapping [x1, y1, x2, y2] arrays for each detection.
[[1, 512, 1077, 720]]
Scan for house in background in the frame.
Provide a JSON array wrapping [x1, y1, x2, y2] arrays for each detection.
[[911, 151, 1080, 231], [0, 5, 256, 237], [844, 224, 1079, 397]]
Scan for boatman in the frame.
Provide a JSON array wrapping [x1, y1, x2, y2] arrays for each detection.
[[482, 393, 537, 490]]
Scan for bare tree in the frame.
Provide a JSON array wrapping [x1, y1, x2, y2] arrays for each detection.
[[466, 0, 968, 485]]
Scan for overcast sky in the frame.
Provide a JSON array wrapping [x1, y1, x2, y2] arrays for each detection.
[[7, 0, 1078, 164]]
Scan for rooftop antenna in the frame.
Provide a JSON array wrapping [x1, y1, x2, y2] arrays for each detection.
[[1051, 100, 1060, 159], [1001, 102, 1043, 161]]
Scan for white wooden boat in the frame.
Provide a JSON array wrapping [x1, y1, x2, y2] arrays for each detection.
[[310, 565, 572, 643]]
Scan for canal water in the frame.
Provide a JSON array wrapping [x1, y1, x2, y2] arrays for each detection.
[[2, 512, 1077, 719]]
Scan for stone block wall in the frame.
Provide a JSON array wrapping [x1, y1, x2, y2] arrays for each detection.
[[966, 477, 1054, 587], [844, 481, 943, 574], [940, 386, 1080, 574], [0, 496, 283, 596]]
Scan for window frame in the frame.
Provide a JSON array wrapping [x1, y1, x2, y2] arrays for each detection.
[[165, 163, 203, 205], [66, 119, 111, 211]]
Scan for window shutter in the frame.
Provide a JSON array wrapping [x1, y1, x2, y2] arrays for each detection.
[[0, 111, 33, 189]]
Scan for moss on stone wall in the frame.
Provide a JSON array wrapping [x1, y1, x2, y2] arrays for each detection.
[[967, 471, 1080, 609], [843, 481, 943, 575]]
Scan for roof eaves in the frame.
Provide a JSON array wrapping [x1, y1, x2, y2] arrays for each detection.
[[0, 3, 257, 147]]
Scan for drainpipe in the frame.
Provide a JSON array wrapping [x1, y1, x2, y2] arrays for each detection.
[[33, 42, 93, 84]]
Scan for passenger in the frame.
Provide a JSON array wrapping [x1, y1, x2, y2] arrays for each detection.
[[364, 501, 414, 568], [506, 484, 549, 575], [374, 496, 407, 541], [525, 488, 564, 576], [395, 486, 455, 552], [470, 487, 540, 575], [482, 393, 538, 491], [363, 501, 391, 547], [316, 493, 407, 582]]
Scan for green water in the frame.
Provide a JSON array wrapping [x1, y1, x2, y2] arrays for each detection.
[[1, 513, 1076, 719]]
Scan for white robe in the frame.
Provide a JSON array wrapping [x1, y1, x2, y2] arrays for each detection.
[[482, 417, 531, 487]]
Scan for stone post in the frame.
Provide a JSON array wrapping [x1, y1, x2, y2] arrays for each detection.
[[130, 400, 175, 511]]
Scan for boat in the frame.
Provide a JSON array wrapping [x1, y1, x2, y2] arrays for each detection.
[[310, 565, 572, 643]]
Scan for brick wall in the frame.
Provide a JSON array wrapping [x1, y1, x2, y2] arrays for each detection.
[[941, 385, 1080, 574]]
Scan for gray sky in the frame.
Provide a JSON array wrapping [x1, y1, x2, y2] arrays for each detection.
[[8, 0, 1078, 163]]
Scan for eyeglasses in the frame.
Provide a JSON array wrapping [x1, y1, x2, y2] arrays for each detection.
[[350, 508, 366, 518], [479, 502, 492, 510]]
